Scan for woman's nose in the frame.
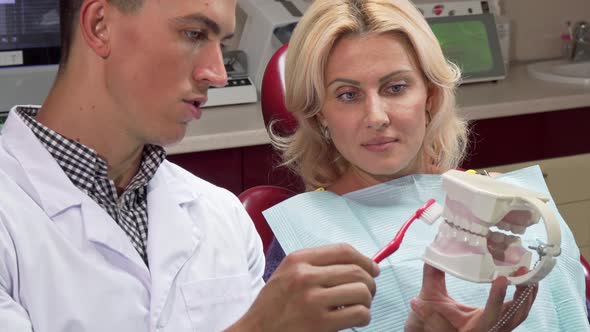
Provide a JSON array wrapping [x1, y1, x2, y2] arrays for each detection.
[[365, 96, 390, 130]]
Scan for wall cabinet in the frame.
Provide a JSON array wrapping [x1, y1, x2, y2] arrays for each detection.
[[167, 144, 303, 197]]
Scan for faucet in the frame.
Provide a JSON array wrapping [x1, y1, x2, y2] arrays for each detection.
[[571, 21, 590, 62]]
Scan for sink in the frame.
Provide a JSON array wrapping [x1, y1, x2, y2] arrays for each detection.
[[527, 59, 590, 85]]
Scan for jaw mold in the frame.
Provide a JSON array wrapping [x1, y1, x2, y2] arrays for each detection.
[[422, 170, 561, 285]]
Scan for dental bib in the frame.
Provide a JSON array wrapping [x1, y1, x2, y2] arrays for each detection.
[[422, 170, 561, 285], [263, 166, 589, 331]]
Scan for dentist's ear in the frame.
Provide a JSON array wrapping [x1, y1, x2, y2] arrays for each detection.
[[79, 0, 111, 59]]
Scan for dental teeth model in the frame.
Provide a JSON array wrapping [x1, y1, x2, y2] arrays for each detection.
[[422, 170, 561, 285]]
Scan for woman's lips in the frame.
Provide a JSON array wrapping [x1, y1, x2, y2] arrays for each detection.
[[362, 138, 398, 152]]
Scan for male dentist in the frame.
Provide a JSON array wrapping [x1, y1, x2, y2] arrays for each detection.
[[0, 0, 379, 331]]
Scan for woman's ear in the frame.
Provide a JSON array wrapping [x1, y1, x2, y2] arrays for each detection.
[[316, 112, 328, 127], [425, 85, 435, 112], [79, 0, 111, 59]]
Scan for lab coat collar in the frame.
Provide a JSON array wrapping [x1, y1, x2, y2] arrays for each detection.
[[1, 107, 83, 217]]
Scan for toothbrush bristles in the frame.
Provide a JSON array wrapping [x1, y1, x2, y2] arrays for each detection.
[[420, 201, 443, 225]]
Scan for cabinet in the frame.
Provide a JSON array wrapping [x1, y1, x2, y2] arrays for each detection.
[[459, 107, 590, 259], [167, 144, 304, 197], [460, 107, 590, 169], [485, 154, 590, 260]]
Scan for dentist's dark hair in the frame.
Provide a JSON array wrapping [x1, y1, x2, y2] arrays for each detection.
[[59, 0, 144, 69]]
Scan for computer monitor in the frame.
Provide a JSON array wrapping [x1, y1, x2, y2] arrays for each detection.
[[426, 13, 506, 84], [0, 0, 60, 112]]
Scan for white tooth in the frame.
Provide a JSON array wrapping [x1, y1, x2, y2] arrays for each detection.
[[497, 221, 512, 232], [443, 203, 457, 221], [461, 231, 469, 243], [470, 222, 484, 236], [477, 224, 490, 236], [512, 224, 526, 235], [439, 223, 448, 238], [505, 235, 521, 246], [468, 234, 480, 246], [450, 225, 458, 239], [490, 231, 505, 243], [457, 216, 469, 231]]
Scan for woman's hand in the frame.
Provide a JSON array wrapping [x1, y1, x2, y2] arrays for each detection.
[[405, 264, 538, 332]]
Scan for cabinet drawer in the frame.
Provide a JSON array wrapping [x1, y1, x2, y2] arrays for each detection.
[[486, 153, 590, 205]]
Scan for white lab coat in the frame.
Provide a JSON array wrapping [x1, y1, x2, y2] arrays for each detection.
[[0, 108, 266, 332]]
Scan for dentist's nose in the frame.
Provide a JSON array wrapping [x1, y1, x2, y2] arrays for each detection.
[[365, 95, 390, 130], [193, 44, 228, 88]]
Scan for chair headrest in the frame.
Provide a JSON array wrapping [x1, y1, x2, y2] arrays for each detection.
[[261, 43, 298, 136]]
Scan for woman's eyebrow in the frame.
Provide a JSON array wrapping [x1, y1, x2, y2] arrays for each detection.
[[327, 78, 360, 89], [378, 70, 413, 85]]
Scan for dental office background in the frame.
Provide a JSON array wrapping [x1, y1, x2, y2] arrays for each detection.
[[0, 0, 589, 258]]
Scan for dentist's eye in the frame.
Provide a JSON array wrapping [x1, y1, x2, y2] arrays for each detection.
[[184, 30, 207, 42]]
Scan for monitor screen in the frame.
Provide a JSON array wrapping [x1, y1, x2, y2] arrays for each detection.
[[430, 20, 493, 74], [0, 0, 60, 66], [427, 14, 505, 84]]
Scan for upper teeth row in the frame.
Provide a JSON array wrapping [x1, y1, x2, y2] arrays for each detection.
[[446, 216, 489, 236]]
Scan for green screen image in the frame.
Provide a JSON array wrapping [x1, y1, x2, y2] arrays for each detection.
[[431, 21, 493, 73]]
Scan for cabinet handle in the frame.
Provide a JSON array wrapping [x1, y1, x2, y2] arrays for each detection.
[[542, 172, 548, 179]]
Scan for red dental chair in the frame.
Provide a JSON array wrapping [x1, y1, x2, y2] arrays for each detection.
[[238, 44, 297, 254], [238, 43, 590, 305]]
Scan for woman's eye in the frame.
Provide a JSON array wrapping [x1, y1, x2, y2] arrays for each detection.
[[337, 91, 357, 102], [387, 84, 407, 94]]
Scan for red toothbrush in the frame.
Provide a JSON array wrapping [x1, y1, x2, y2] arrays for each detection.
[[372, 199, 443, 263]]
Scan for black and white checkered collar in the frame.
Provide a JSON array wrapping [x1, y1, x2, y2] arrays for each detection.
[[15, 106, 166, 195]]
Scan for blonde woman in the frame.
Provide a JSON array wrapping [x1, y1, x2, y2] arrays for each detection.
[[265, 0, 590, 330]]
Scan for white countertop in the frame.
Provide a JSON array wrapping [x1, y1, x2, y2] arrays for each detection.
[[165, 61, 590, 155]]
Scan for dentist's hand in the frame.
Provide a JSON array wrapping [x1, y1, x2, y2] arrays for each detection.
[[229, 243, 380, 332], [405, 264, 538, 332]]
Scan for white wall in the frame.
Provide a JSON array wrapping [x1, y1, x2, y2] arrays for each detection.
[[502, 0, 590, 61]]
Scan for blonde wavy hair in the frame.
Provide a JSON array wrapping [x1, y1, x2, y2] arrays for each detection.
[[271, 0, 469, 190]]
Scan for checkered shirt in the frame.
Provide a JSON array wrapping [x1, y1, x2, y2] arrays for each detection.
[[16, 106, 166, 266]]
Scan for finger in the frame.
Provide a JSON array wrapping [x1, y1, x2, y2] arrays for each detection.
[[423, 312, 458, 332], [502, 283, 539, 331], [290, 244, 380, 277], [411, 299, 457, 332], [325, 303, 372, 331], [321, 282, 373, 309], [478, 275, 509, 329], [314, 264, 377, 297], [412, 296, 479, 329], [419, 263, 448, 299]]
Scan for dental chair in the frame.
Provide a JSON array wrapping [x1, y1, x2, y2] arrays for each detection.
[[238, 44, 297, 254], [238, 44, 590, 306]]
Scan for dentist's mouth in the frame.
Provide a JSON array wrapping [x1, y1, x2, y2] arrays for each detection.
[[183, 100, 204, 119]]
